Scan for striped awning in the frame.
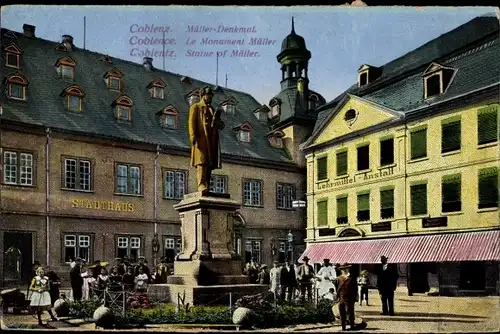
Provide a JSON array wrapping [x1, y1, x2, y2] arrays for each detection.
[[300, 230, 500, 264]]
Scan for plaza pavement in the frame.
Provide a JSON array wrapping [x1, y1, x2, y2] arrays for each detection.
[[1, 289, 499, 332]]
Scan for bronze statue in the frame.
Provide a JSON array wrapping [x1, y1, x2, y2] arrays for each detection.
[[188, 86, 225, 193]]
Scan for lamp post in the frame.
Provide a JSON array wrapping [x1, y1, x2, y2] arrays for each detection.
[[287, 230, 294, 262]]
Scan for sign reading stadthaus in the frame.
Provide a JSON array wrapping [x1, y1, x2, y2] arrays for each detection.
[[316, 167, 395, 190], [71, 198, 135, 212]]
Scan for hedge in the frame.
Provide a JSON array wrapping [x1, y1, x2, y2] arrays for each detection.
[[69, 299, 335, 329]]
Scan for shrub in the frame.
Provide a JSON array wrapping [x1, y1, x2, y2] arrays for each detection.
[[69, 299, 102, 320]]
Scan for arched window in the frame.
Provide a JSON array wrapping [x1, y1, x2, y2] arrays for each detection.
[[5, 74, 28, 101], [63, 85, 85, 112], [113, 95, 133, 121], [159, 107, 179, 129]]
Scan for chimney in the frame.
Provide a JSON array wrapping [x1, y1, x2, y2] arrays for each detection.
[[62, 35, 74, 51], [143, 57, 153, 71], [23, 24, 36, 38]]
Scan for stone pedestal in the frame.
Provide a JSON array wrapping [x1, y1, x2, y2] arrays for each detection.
[[163, 192, 268, 305]]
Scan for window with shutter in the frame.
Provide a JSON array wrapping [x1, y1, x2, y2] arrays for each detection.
[[317, 200, 328, 226], [336, 197, 348, 224], [380, 189, 394, 219], [380, 138, 394, 166], [357, 145, 370, 171], [317, 157, 328, 181], [410, 183, 427, 216], [441, 120, 461, 153], [478, 106, 498, 145], [442, 175, 461, 213], [357, 193, 370, 221], [478, 167, 498, 209], [410, 129, 427, 159], [336, 151, 348, 176]]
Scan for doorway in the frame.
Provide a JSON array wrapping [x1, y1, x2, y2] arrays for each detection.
[[460, 261, 486, 291], [3, 232, 33, 284]]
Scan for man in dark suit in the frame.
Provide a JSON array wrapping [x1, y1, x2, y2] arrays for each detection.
[[70, 260, 83, 301], [280, 259, 297, 302], [336, 263, 357, 331], [376, 255, 399, 316]]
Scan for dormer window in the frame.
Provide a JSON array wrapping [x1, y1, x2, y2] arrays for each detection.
[[54, 57, 77, 80], [158, 106, 178, 129], [5, 74, 28, 101], [423, 62, 455, 99], [61, 85, 84, 112], [269, 131, 285, 148], [221, 98, 237, 115], [234, 122, 253, 143], [253, 105, 270, 122], [4, 43, 22, 69], [100, 55, 113, 63], [112, 95, 133, 121], [357, 64, 381, 87], [148, 79, 166, 100], [308, 94, 319, 110], [180, 76, 192, 84], [269, 98, 281, 118], [103, 68, 124, 91]]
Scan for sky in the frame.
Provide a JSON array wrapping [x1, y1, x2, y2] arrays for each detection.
[[1, 5, 497, 105]]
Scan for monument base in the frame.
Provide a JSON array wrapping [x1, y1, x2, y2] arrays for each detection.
[[148, 283, 269, 306], [167, 259, 250, 285]]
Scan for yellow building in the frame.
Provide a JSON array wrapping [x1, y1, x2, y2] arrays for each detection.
[[300, 15, 499, 295]]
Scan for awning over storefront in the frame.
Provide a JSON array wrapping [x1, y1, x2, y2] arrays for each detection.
[[300, 230, 500, 264]]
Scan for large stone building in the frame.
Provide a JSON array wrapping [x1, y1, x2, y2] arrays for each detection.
[[0, 21, 324, 285], [300, 15, 499, 295]]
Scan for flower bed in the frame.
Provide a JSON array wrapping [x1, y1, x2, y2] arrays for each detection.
[[69, 299, 335, 329]]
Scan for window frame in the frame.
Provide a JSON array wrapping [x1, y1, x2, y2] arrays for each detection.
[[6, 76, 28, 101], [116, 105, 132, 121], [410, 183, 428, 216], [424, 73, 443, 99], [478, 167, 499, 209], [162, 235, 182, 263], [317, 156, 328, 181], [152, 85, 165, 100], [477, 106, 498, 145], [6, 53, 20, 68], [242, 178, 263, 207], [114, 163, 143, 196], [115, 235, 143, 264], [61, 156, 93, 192], [163, 168, 187, 200], [317, 199, 328, 227], [410, 128, 428, 160], [442, 175, 462, 213], [441, 119, 461, 154], [380, 137, 394, 166], [336, 196, 348, 225], [276, 182, 296, 210], [336, 150, 348, 177], [357, 144, 370, 171], [244, 239, 262, 263], [380, 188, 395, 220], [61, 233, 93, 264], [2, 149, 35, 187], [209, 174, 228, 194], [238, 130, 251, 142], [357, 192, 371, 222], [108, 76, 121, 91], [161, 109, 179, 129], [58, 64, 75, 80]]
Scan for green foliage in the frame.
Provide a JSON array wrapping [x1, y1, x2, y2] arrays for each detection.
[[68, 298, 335, 328]]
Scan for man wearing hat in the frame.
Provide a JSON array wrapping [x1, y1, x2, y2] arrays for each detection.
[[336, 263, 357, 331], [316, 258, 337, 299], [297, 256, 315, 302], [111, 257, 126, 276], [257, 264, 270, 285], [280, 259, 297, 302], [188, 85, 225, 193], [376, 255, 399, 316], [70, 259, 83, 301]]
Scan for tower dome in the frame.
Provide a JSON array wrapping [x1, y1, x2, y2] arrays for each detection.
[[281, 18, 307, 51]]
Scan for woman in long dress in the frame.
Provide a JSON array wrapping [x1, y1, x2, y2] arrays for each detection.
[[30, 266, 58, 325]]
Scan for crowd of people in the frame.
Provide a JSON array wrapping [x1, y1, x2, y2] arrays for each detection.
[[243, 255, 399, 331], [68, 256, 172, 302]]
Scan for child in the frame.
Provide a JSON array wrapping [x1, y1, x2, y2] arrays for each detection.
[[357, 270, 370, 306], [29, 266, 58, 325]]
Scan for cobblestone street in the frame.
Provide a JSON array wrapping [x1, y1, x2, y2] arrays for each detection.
[[2, 289, 499, 332]]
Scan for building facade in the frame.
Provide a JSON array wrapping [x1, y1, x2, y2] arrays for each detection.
[[300, 15, 499, 295], [0, 21, 323, 285]]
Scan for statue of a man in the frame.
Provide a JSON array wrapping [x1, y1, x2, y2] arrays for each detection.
[[188, 86, 225, 193]]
